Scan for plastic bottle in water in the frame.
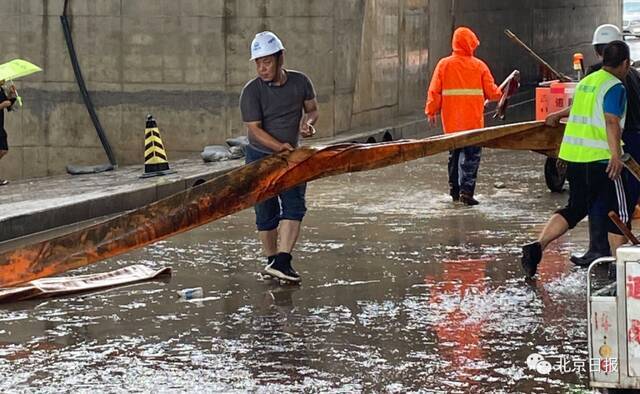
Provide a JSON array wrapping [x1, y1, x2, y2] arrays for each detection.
[[177, 287, 203, 300]]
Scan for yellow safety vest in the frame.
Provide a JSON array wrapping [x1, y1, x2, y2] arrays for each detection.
[[558, 69, 626, 163]]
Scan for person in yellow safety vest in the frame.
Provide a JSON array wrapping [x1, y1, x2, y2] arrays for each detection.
[[548, 24, 640, 268], [521, 41, 633, 279]]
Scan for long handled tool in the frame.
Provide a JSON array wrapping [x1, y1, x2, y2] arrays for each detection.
[[608, 211, 640, 245], [622, 153, 640, 181], [493, 70, 521, 120], [504, 29, 572, 82], [608, 153, 640, 244], [483, 70, 519, 116]]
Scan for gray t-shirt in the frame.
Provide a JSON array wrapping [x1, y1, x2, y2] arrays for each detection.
[[240, 70, 316, 153]]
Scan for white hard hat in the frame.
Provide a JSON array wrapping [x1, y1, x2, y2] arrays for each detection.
[[592, 24, 623, 45], [250, 31, 285, 61]]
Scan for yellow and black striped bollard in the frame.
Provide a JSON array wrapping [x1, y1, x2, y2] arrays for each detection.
[[141, 114, 176, 178]]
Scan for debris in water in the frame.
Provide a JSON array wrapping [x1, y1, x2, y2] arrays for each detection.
[[177, 287, 203, 300]]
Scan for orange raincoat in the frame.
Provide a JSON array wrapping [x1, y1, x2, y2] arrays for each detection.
[[425, 27, 503, 133]]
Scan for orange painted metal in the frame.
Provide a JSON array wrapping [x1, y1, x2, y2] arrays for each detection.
[[0, 121, 564, 287], [608, 211, 640, 245]]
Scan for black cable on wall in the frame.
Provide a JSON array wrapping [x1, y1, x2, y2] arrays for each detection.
[[60, 0, 117, 167]]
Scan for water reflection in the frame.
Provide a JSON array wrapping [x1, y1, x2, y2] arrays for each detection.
[[427, 259, 487, 388]]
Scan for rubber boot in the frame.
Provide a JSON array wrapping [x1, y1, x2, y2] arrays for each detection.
[[570, 215, 611, 267], [450, 188, 460, 202], [459, 191, 479, 206], [521, 241, 542, 279]]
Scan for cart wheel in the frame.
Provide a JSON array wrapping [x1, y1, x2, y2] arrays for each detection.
[[544, 157, 566, 193]]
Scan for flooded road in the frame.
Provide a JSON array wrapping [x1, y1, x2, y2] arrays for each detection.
[[0, 149, 599, 393]]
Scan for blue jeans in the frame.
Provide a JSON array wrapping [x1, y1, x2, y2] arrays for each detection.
[[245, 145, 307, 231]]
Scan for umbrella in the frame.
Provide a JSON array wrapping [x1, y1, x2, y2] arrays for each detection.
[[0, 59, 42, 108], [0, 59, 42, 82]]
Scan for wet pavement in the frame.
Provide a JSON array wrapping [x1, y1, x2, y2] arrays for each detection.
[[0, 149, 602, 392]]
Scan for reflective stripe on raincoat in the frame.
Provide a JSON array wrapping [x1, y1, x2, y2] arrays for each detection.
[[425, 27, 503, 133]]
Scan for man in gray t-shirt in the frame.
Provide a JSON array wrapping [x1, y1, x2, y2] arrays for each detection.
[[241, 68, 316, 153], [240, 31, 319, 283]]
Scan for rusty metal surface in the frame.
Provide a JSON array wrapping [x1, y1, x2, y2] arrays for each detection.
[[0, 121, 564, 287]]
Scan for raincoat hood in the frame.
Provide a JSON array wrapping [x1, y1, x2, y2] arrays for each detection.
[[452, 27, 479, 56]]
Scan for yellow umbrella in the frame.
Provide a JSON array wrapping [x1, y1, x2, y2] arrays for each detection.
[[0, 59, 42, 82], [0, 59, 42, 107]]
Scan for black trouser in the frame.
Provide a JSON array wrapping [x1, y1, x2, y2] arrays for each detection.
[[448, 146, 482, 197], [557, 162, 633, 235], [590, 132, 640, 217], [579, 133, 640, 259], [0, 128, 7, 151]]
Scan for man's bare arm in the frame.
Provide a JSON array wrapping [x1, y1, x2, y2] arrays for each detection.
[[300, 98, 319, 137], [303, 98, 319, 124], [545, 106, 571, 127], [245, 121, 294, 152], [605, 113, 623, 180]]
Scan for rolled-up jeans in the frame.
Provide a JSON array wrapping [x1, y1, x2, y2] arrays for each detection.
[[245, 145, 307, 231]]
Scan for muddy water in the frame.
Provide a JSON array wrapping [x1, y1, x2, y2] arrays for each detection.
[[0, 150, 600, 393]]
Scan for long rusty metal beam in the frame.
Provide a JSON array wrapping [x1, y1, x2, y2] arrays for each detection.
[[0, 121, 564, 287]]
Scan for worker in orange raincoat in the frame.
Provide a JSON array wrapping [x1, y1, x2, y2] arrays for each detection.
[[426, 27, 504, 206]]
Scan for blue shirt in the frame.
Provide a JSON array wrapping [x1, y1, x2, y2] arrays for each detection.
[[603, 83, 626, 118], [594, 83, 627, 164]]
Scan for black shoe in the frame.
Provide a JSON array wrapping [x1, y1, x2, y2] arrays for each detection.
[[257, 255, 278, 281], [459, 192, 479, 206], [266, 254, 277, 267], [570, 251, 609, 267], [265, 252, 301, 282], [521, 242, 542, 278], [570, 214, 611, 267], [0, 179, 8, 186]]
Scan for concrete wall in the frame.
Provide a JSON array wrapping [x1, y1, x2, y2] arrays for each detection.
[[452, 0, 623, 85], [0, 0, 622, 179]]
